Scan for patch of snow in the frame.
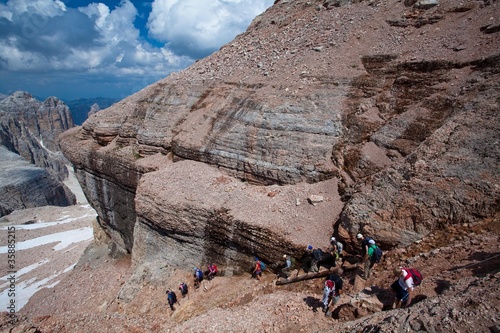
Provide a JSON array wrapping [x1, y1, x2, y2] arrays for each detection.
[[0, 213, 95, 231], [64, 164, 88, 204], [0, 259, 50, 289], [0, 227, 93, 253], [63, 263, 77, 273], [1, 274, 60, 310]]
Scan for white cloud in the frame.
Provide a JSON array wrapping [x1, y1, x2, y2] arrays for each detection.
[[0, 0, 273, 99], [147, 0, 274, 58], [0, 0, 66, 21], [79, 1, 139, 46]]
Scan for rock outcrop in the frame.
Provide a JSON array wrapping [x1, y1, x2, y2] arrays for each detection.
[[0, 146, 76, 216], [59, 0, 499, 277], [0, 91, 74, 181], [87, 103, 101, 119], [0, 91, 77, 216]]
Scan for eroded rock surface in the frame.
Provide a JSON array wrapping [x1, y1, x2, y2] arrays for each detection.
[[0, 91, 74, 181], [0, 146, 75, 216], [59, 0, 499, 280]]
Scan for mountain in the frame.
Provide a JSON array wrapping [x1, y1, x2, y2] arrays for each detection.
[[59, 0, 499, 268], [0, 91, 76, 215], [0, 146, 75, 216], [9, 0, 499, 331], [64, 97, 120, 125]]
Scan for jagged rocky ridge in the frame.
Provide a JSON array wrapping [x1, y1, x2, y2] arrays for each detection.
[[0, 91, 74, 181], [59, 0, 499, 278], [0, 91, 76, 215]]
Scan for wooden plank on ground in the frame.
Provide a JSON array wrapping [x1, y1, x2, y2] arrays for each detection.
[[276, 267, 343, 285]]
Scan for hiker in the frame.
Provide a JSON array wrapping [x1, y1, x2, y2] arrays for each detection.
[[357, 233, 372, 258], [179, 282, 188, 298], [357, 233, 376, 279], [391, 267, 415, 308], [166, 289, 178, 311], [193, 267, 204, 288], [252, 258, 263, 281], [311, 247, 325, 273], [364, 239, 379, 279], [321, 278, 335, 313], [363, 239, 375, 280], [206, 263, 218, 280], [330, 237, 343, 266], [300, 245, 314, 274], [325, 270, 343, 317], [281, 254, 294, 278]]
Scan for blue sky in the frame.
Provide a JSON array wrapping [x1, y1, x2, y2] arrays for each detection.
[[0, 0, 274, 100]]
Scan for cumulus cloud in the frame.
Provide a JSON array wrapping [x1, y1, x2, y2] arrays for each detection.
[[0, 0, 273, 99], [0, 0, 66, 21], [147, 0, 274, 58]]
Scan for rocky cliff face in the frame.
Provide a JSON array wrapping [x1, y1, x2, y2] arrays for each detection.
[[59, 0, 499, 276], [0, 91, 74, 181], [0, 91, 76, 216], [0, 146, 75, 216]]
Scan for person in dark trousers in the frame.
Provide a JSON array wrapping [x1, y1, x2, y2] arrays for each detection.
[[325, 269, 343, 317], [357, 233, 374, 279], [179, 282, 188, 298], [391, 267, 415, 308], [299, 245, 314, 275], [193, 267, 204, 288], [206, 263, 218, 280], [166, 289, 178, 311], [311, 247, 324, 273]]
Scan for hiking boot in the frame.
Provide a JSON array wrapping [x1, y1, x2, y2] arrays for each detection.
[[325, 311, 332, 317]]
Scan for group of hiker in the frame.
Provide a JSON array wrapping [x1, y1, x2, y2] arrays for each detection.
[[272, 232, 421, 314], [166, 233, 422, 314], [165, 263, 219, 311]]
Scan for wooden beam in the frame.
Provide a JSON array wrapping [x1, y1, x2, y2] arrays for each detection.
[[276, 267, 343, 285]]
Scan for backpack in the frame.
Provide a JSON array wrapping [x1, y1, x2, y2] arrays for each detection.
[[179, 283, 188, 294], [325, 279, 334, 290], [404, 268, 423, 286], [211, 264, 218, 273], [313, 248, 324, 261], [260, 261, 266, 271], [370, 245, 383, 263], [336, 241, 343, 254], [167, 291, 177, 303], [196, 269, 204, 280]]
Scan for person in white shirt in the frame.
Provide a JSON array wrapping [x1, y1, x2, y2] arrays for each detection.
[[390, 267, 415, 308]]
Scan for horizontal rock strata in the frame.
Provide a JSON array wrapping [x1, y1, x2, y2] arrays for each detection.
[[0, 146, 75, 216], [59, 0, 500, 277]]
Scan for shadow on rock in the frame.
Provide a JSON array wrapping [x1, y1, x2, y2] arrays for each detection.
[[435, 279, 452, 295], [449, 251, 500, 277], [363, 285, 395, 311], [303, 296, 324, 313]]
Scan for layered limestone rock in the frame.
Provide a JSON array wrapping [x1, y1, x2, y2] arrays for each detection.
[[133, 160, 341, 275], [0, 91, 74, 181], [0, 146, 75, 216], [59, 0, 499, 275], [0, 91, 76, 214]]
